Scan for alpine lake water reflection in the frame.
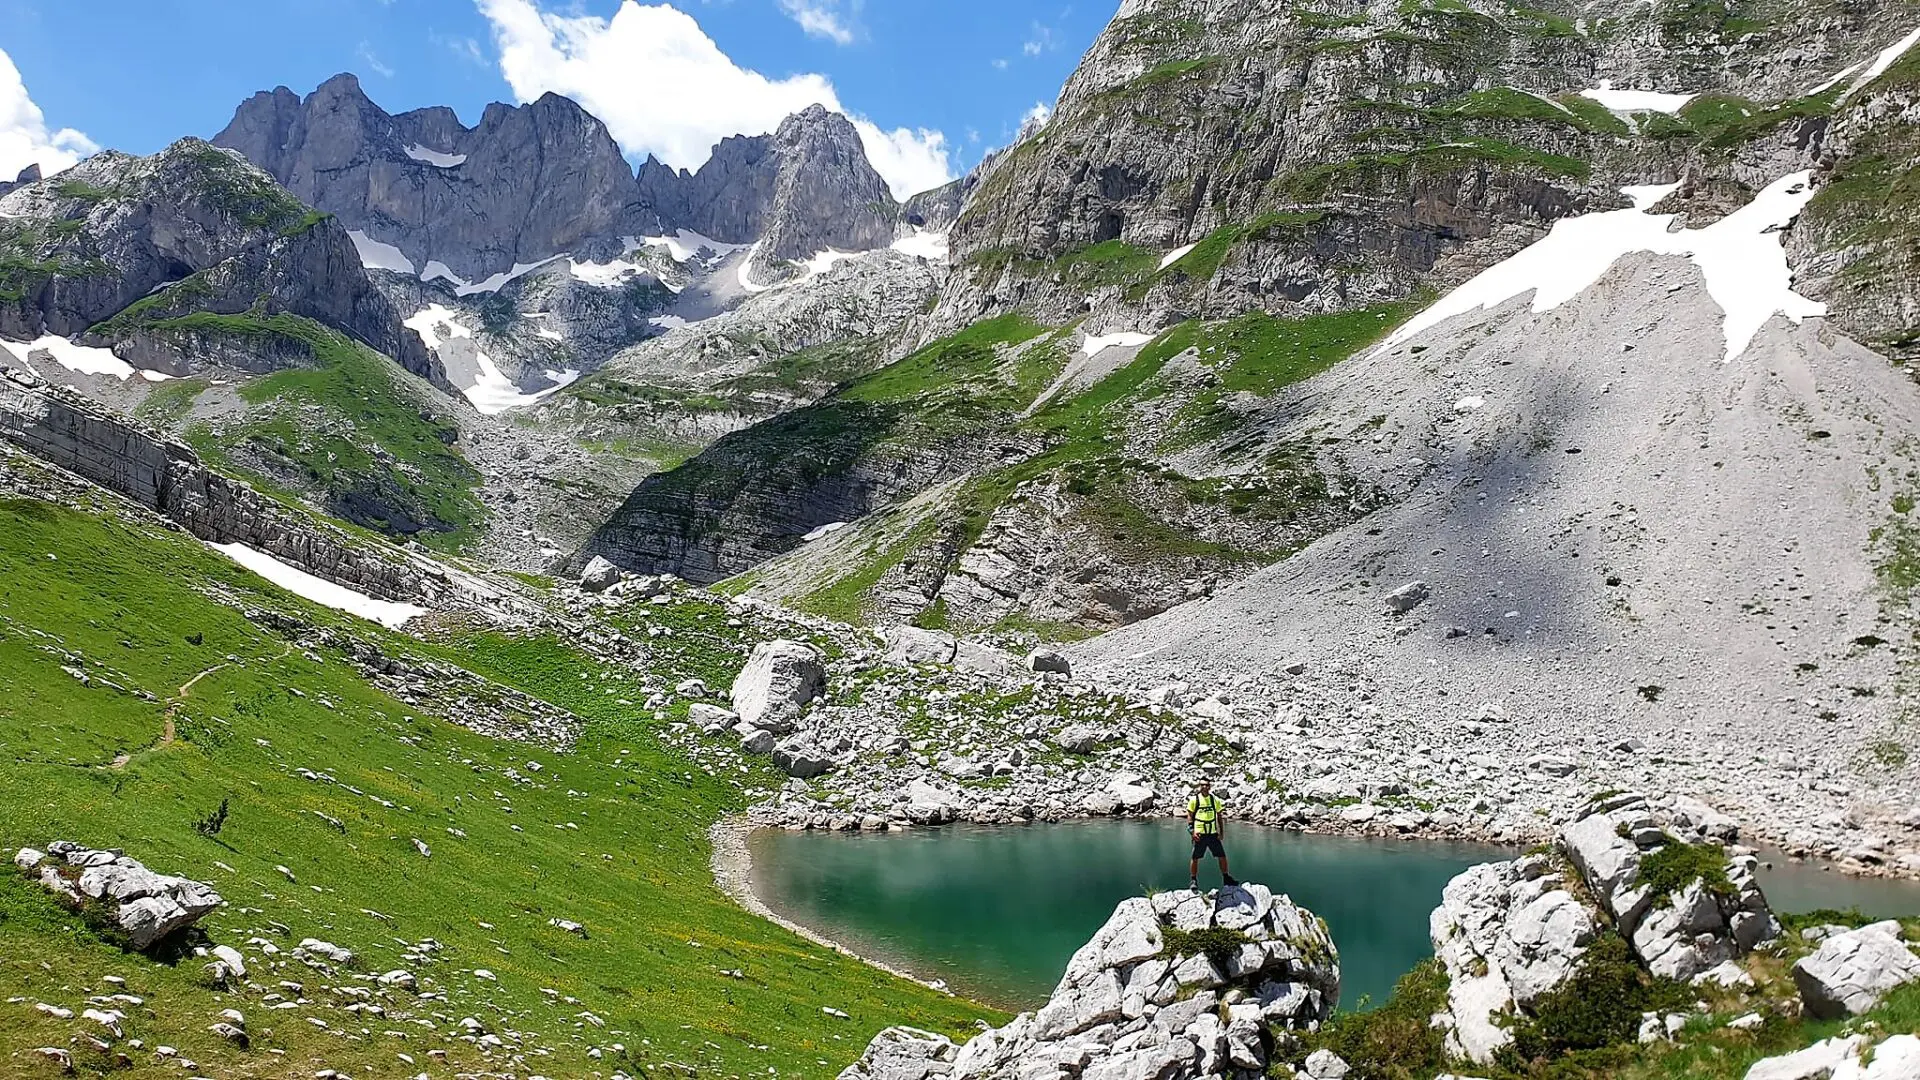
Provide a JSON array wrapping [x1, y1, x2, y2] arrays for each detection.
[[748, 819, 1920, 1011]]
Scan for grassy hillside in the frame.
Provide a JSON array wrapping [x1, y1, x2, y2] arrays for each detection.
[[157, 312, 486, 552], [0, 488, 992, 1078]]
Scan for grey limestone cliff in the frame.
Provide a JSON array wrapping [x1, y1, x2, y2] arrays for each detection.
[[215, 73, 651, 283], [637, 105, 899, 263]]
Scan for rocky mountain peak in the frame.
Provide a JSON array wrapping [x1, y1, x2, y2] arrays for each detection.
[[213, 75, 651, 282]]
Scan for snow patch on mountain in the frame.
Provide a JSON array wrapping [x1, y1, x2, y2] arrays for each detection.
[[1083, 330, 1154, 356], [0, 334, 171, 382], [462, 354, 580, 415], [1846, 25, 1920, 96], [455, 257, 567, 297], [348, 229, 416, 274], [1158, 243, 1199, 271], [1381, 171, 1825, 362], [1578, 83, 1695, 113], [644, 230, 748, 265], [891, 229, 950, 262], [403, 144, 467, 168], [213, 542, 425, 628]]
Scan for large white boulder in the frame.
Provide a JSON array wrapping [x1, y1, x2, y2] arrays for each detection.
[[882, 626, 957, 666], [1793, 921, 1920, 1019], [23, 842, 222, 951], [1429, 854, 1595, 1063], [730, 640, 826, 730], [579, 555, 623, 593], [836, 1027, 958, 1080], [849, 884, 1337, 1080]]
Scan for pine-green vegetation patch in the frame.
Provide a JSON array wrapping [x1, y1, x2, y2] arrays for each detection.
[[1158, 923, 1252, 966], [158, 312, 484, 550], [1121, 56, 1222, 93], [1636, 837, 1735, 902], [1294, 958, 1450, 1078], [0, 219, 115, 304], [0, 497, 994, 1078], [179, 141, 323, 235], [795, 517, 941, 624], [1502, 934, 1693, 1065], [1156, 211, 1330, 291]]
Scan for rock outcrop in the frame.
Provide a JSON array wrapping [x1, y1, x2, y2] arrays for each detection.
[[1429, 792, 1782, 1063], [840, 883, 1338, 1080], [1559, 794, 1780, 982], [16, 842, 222, 951], [1792, 921, 1920, 1019], [1429, 853, 1596, 1062], [0, 138, 434, 383], [638, 105, 898, 266]]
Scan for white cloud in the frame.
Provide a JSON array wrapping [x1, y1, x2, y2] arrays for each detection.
[[0, 48, 97, 183], [357, 41, 396, 78], [478, 0, 952, 200], [991, 57, 1009, 70], [778, 0, 856, 45], [1023, 21, 1057, 56], [1024, 101, 1052, 126]]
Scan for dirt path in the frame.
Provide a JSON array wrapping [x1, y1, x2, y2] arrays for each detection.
[[108, 646, 288, 769]]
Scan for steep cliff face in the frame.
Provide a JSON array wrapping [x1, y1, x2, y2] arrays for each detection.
[[0, 138, 435, 383], [932, 0, 1920, 337], [220, 77, 906, 288], [0, 371, 454, 605], [636, 105, 899, 264], [215, 73, 651, 283]]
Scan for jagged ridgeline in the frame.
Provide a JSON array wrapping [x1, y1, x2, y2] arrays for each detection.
[[579, 0, 1920, 636]]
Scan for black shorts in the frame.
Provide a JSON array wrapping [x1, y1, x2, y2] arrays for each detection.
[[1191, 833, 1225, 859]]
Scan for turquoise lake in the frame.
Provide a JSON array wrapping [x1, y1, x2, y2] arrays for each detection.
[[749, 820, 1920, 1011]]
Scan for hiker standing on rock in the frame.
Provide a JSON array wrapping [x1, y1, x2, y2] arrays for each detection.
[[1187, 779, 1238, 890]]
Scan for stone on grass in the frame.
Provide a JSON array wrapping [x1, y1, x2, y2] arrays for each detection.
[[731, 641, 826, 730], [19, 842, 222, 952], [1792, 921, 1920, 1019], [882, 626, 956, 666]]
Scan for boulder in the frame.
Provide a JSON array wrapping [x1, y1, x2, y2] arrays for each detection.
[[882, 625, 956, 666], [1792, 921, 1920, 1019], [773, 738, 836, 780], [836, 1027, 958, 1080], [21, 842, 222, 951], [579, 555, 623, 593], [1742, 1035, 1867, 1080], [954, 640, 1014, 675], [1429, 854, 1595, 1063], [689, 702, 738, 734], [1382, 581, 1429, 614], [1055, 724, 1103, 755], [855, 884, 1337, 1080], [1301, 1049, 1350, 1079], [1028, 649, 1071, 675], [730, 640, 826, 730]]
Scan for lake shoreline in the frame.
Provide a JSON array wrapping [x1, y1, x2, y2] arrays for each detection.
[[708, 815, 963, 996]]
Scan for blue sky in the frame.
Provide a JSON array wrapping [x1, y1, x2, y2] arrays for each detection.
[[0, 0, 1111, 198]]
